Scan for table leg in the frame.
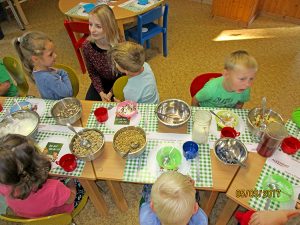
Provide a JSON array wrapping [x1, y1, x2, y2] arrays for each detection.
[[106, 180, 128, 212], [117, 21, 125, 41], [215, 198, 238, 225], [202, 191, 219, 216], [13, 0, 29, 26], [79, 179, 109, 216]]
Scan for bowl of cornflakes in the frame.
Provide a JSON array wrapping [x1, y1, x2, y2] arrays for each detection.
[[247, 107, 284, 139], [215, 110, 239, 129]]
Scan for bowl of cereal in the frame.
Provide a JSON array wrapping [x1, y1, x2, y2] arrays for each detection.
[[51, 97, 82, 125], [215, 110, 239, 129], [69, 128, 105, 161], [116, 100, 138, 118], [113, 126, 147, 158], [247, 107, 284, 139]]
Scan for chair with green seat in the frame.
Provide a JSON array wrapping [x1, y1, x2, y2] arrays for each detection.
[[2, 56, 29, 97], [0, 193, 88, 225], [54, 64, 80, 97], [112, 76, 128, 101]]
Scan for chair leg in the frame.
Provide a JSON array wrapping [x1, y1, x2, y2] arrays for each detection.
[[76, 49, 86, 74], [146, 40, 150, 49], [6, 0, 24, 30], [163, 33, 167, 57]]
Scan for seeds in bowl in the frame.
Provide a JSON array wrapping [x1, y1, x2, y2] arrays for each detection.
[[56, 103, 80, 118], [114, 129, 145, 153], [72, 130, 103, 157]]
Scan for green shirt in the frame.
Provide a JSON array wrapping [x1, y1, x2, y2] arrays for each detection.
[[195, 76, 250, 108], [0, 60, 18, 97]]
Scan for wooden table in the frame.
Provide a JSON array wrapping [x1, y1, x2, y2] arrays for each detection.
[[58, 0, 164, 40], [80, 100, 240, 215], [215, 152, 266, 225]]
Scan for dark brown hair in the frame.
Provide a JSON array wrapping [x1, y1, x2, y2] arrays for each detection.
[[0, 134, 51, 200]]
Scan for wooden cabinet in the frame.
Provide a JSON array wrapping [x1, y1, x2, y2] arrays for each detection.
[[211, 0, 260, 26]]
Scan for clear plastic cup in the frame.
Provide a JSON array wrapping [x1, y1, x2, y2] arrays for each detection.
[[192, 110, 212, 144]]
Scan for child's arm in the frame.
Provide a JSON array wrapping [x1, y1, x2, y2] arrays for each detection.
[[192, 96, 200, 106], [0, 81, 10, 96], [249, 209, 300, 225], [235, 102, 244, 109], [65, 179, 76, 204]]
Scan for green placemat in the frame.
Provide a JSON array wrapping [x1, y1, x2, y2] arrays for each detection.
[[249, 164, 300, 210], [86, 102, 158, 134], [123, 140, 213, 188], [35, 131, 86, 177], [2, 97, 58, 125]]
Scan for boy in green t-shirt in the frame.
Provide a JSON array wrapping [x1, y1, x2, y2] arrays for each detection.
[[0, 60, 18, 97], [192, 50, 258, 108]]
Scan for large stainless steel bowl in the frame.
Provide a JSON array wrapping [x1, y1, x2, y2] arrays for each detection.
[[0, 110, 40, 138], [247, 108, 284, 139], [155, 99, 191, 127], [69, 128, 105, 161], [214, 138, 248, 165], [113, 126, 147, 158], [51, 97, 82, 125]]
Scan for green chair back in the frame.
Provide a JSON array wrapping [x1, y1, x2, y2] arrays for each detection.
[[3, 56, 29, 97], [54, 64, 79, 97], [112, 76, 128, 102]]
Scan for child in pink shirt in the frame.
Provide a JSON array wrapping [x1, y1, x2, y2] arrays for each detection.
[[0, 134, 78, 218]]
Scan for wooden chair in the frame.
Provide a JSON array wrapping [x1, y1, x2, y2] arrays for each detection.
[[55, 64, 80, 97], [0, 193, 88, 225], [190, 73, 222, 97], [112, 76, 128, 101], [126, 4, 169, 57], [3, 56, 29, 97], [64, 20, 90, 74]]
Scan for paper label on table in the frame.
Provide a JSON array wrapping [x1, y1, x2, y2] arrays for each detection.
[[26, 98, 46, 117], [114, 116, 130, 125], [266, 150, 300, 180]]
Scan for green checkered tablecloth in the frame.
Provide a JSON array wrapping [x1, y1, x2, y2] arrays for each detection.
[[122, 140, 213, 187], [35, 131, 86, 177], [1, 97, 58, 125], [86, 102, 158, 133], [249, 164, 300, 210]]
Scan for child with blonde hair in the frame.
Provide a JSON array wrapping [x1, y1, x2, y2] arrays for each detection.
[[139, 171, 208, 225], [109, 41, 159, 104], [192, 50, 258, 108], [83, 4, 122, 101], [0, 134, 85, 218], [13, 31, 73, 100]]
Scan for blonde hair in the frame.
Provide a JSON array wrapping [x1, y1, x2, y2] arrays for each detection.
[[224, 50, 258, 72], [151, 171, 196, 225], [89, 4, 121, 45], [13, 31, 52, 74], [109, 41, 145, 73]]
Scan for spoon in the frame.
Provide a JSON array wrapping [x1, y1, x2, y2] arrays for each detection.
[[264, 182, 279, 210], [260, 97, 267, 131], [155, 111, 180, 119], [163, 146, 175, 167], [122, 141, 140, 159], [268, 183, 292, 198], [227, 150, 246, 167], [13, 98, 22, 110], [209, 110, 226, 125], [66, 123, 91, 148]]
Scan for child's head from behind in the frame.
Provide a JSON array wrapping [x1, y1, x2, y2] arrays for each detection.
[[13, 31, 55, 73], [150, 171, 198, 225], [89, 4, 120, 45], [223, 50, 258, 93], [0, 134, 51, 200], [109, 41, 145, 75]]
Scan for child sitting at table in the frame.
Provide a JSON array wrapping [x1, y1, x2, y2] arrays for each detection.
[[13, 31, 73, 100], [192, 50, 258, 108], [109, 41, 160, 104], [0, 134, 84, 218], [139, 171, 208, 225]]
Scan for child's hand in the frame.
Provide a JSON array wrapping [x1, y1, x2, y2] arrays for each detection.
[[249, 210, 300, 225], [113, 97, 121, 103]]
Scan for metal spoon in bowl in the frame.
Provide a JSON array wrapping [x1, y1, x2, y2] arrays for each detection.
[[13, 98, 22, 110], [66, 123, 91, 148], [268, 183, 292, 198], [122, 141, 140, 159], [227, 150, 246, 167], [209, 110, 226, 125], [260, 97, 267, 131]]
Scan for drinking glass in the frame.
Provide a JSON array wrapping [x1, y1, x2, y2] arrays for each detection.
[[192, 110, 212, 144]]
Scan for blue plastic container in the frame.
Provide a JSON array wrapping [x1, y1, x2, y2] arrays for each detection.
[[183, 141, 199, 160], [138, 0, 149, 5]]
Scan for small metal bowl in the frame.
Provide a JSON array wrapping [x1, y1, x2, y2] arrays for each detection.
[[113, 126, 147, 158], [69, 128, 105, 161], [51, 97, 82, 125], [0, 110, 40, 138], [155, 99, 191, 127], [247, 107, 284, 139], [214, 138, 248, 165]]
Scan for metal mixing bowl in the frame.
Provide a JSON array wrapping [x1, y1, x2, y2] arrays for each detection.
[[247, 107, 284, 139], [51, 97, 82, 125], [69, 128, 105, 161], [113, 126, 147, 158], [155, 99, 191, 127], [0, 110, 40, 138], [214, 138, 248, 165]]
